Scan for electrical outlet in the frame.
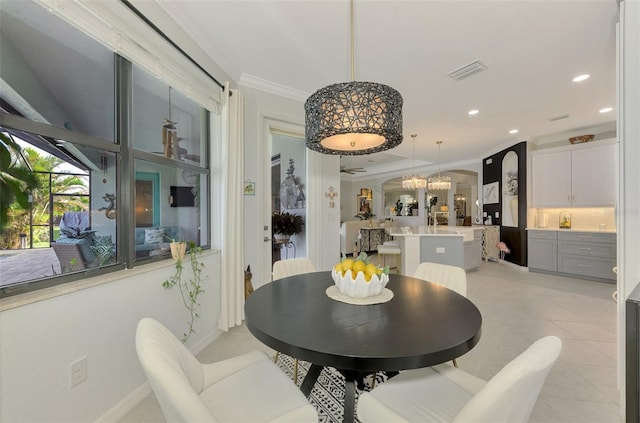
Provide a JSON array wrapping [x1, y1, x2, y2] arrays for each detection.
[[70, 356, 87, 388], [436, 247, 445, 253]]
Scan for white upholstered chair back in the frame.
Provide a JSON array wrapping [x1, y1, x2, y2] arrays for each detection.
[[357, 336, 561, 423], [413, 262, 467, 297], [272, 257, 316, 281], [453, 336, 562, 422], [135, 318, 212, 422], [136, 318, 318, 422]]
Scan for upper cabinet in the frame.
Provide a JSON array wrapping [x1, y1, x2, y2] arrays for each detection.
[[531, 140, 617, 207]]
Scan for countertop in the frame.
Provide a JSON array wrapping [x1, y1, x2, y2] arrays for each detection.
[[526, 228, 617, 234], [388, 226, 484, 241]]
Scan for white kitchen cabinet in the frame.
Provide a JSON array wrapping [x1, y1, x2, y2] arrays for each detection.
[[531, 140, 617, 207], [571, 145, 617, 206], [531, 151, 572, 207]]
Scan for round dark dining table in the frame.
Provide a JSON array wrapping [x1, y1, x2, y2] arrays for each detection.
[[244, 271, 482, 423]]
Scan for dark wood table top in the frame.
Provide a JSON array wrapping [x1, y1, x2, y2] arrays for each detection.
[[245, 271, 482, 373]]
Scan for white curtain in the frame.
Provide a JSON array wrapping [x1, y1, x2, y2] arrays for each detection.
[[218, 85, 245, 331]]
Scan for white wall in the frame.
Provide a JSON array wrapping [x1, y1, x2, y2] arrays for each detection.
[[0, 252, 221, 422], [241, 86, 340, 287]]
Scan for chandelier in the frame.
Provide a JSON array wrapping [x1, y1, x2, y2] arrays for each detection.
[[402, 134, 427, 189], [428, 141, 451, 190], [304, 0, 403, 155]]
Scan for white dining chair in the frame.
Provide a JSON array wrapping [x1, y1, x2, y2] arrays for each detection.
[[414, 261, 467, 367], [272, 257, 316, 281], [272, 257, 316, 383], [413, 261, 467, 297], [358, 336, 562, 423], [135, 318, 317, 422]]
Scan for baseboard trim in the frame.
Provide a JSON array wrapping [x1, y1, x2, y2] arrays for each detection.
[[95, 327, 224, 422], [95, 382, 152, 423]]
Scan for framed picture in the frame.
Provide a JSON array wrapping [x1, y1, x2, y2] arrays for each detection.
[[360, 188, 372, 200], [358, 195, 371, 213], [244, 181, 255, 196], [483, 182, 499, 204]]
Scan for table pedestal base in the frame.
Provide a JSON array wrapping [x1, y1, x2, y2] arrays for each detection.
[[300, 364, 372, 423]]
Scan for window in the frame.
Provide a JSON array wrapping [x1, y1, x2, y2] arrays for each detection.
[[132, 64, 210, 262], [0, 1, 213, 297]]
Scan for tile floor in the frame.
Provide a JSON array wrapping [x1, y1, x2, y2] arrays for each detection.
[[120, 261, 622, 422]]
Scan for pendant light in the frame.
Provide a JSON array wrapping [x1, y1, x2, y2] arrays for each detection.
[[428, 141, 451, 191], [402, 134, 427, 189], [304, 0, 403, 155]]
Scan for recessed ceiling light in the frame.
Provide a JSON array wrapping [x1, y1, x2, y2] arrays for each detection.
[[509, 129, 519, 134], [599, 107, 613, 113], [572, 74, 590, 82], [468, 109, 479, 116]]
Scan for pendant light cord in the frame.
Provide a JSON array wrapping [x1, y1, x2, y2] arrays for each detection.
[[437, 140, 443, 177], [411, 134, 417, 171]]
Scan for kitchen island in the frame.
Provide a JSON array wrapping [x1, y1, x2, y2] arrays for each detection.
[[387, 226, 485, 276]]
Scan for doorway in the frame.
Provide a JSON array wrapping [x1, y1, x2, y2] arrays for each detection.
[[263, 131, 308, 277]]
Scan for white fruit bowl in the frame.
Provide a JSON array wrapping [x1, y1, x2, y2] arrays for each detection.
[[331, 268, 389, 298]]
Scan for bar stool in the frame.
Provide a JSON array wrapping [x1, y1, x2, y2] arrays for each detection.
[[377, 243, 401, 274]]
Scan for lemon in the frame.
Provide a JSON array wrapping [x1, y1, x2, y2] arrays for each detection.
[[352, 260, 366, 275], [334, 263, 343, 275], [341, 258, 354, 271], [364, 263, 378, 282]]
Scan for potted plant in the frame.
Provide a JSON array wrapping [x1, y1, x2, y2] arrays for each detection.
[[162, 241, 204, 342], [272, 211, 304, 241]]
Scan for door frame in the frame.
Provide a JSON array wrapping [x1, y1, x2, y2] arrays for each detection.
[[260, 117, 307, 283]]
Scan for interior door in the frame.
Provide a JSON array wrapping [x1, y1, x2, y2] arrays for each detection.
[[261, 123, 307, 283]]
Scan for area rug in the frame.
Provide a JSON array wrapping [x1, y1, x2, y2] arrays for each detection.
[[273, 354, 390, 423]]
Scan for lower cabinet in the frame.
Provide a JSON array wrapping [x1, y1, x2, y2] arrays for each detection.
[[528, 230, 616, 282], [463, 230, 483, 271], [558, 231, 616, 281], [528, 231, 558, 272]]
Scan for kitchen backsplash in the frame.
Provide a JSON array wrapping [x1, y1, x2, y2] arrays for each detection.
[[527, 207, 616, 231]]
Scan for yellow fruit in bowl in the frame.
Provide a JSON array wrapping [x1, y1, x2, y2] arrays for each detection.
[[334, 262, 343, 275], [352, 260, 366, 275], [341, 258, 354, 271], [364, 263, 379, 283]]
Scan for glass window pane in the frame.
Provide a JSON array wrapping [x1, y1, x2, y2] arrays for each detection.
[[0, 128, 118, 287], [0, 0, 115, 141], [134, 159, 209, 260], [132, 66, 204, 165]]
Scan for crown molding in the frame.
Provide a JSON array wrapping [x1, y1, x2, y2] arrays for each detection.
[[239, 74, 309, 103]]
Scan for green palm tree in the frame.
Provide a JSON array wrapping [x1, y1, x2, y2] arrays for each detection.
[[0, 132, 38, 234]]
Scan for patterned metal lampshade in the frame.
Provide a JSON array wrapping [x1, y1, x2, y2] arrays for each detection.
[[305, 81, 403, 155]]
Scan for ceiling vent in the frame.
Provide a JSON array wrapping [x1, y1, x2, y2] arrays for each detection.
[[447, 60, 488, 81], [549, 114, 570, 122]]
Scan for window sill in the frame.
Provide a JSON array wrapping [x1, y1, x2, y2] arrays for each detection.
[[0, 249, 220, 312]]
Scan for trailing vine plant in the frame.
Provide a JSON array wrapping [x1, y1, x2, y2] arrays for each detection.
[[162, 241, 205, 342]]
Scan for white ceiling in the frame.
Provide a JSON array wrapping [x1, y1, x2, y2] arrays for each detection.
[[156, 0, 618, 174]]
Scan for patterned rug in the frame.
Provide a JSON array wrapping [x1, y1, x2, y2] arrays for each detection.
[[273, 354, 390, 423]]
